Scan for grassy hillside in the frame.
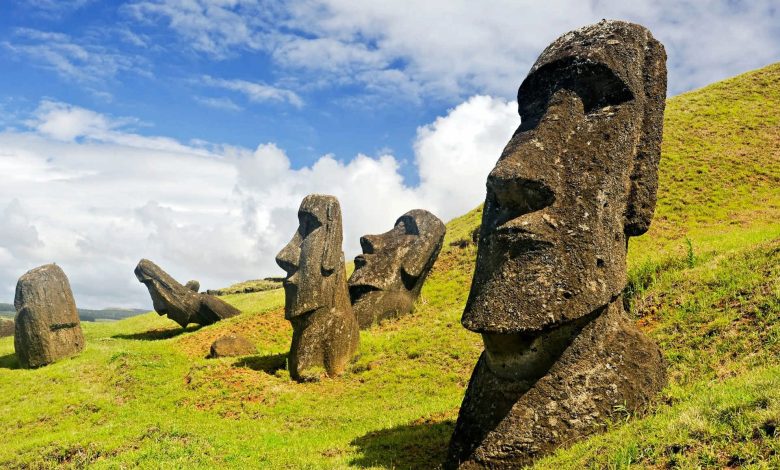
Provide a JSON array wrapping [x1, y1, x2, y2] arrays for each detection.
[[0, 63, 778, 469]]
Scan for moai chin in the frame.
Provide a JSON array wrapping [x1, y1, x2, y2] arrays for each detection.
[[276, 194, 359, 381], [348, 209, 446, 329], [447, 20, 668, 468]]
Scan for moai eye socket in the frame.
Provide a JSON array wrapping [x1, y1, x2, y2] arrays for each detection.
[[297, 211, 322, 238], [395, 215, 420, 236], [517, 58, 634, 131]]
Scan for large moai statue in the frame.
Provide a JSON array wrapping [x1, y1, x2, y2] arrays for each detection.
[[447, 20, 668, 468], [14, 264, 85, 368], [135, 259, 240, 327], [348, 209, 446, 329], [276, 195, 359, 381]]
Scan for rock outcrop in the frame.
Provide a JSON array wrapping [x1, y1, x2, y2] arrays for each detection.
[[447, 20, 668, 468], [276, 194, 359, 381], [348, 209, 445, 328], [135, 259, 240, 327], [13, 264, 85, 368]]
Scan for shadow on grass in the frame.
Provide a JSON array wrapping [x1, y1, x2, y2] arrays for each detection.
[[112, 324, 201, 341], [0, 352, 19, 369], [234, 353, 287, 375], [350, 419, 455, 469]]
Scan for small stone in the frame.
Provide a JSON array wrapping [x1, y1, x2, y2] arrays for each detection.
[[184, 280, 200, 292], [209, 334, 256, 358]]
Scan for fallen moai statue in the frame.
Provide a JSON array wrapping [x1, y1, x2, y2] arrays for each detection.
[[348, 209, 446, 329], [276, 194, 359, 381], [135, 259, 240, 327], [447, 20, 668, 468], [14, 264, 85, 368]]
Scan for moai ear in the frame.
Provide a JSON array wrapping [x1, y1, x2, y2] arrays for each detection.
[[624, 35, 667, 237], [321, 198, 343, 274]]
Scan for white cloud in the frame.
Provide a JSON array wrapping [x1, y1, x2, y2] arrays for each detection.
[[194, 96, 242, 112], [0, 96, 516, 308], [201, 76, 304, 108], [2, 28, 148, 85], [127, 0, 780, 97]]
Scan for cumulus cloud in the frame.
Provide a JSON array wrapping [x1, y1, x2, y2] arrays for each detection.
[[0, 96, 517, 308]]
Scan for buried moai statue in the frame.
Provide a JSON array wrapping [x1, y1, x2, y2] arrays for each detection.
[[276, 194, 359, 381], [348, 209, 446, 329], [447, 20, 668, 468], [135, 259, 240, 327], [14, 264, 85, 368]]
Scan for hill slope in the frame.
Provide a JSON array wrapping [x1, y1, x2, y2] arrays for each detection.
[[0, 63, 778, 469]]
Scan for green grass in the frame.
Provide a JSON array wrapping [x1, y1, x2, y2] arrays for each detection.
[[1, 63, 779, 469]]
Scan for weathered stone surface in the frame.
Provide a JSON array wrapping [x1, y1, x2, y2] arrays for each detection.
[[185, 280, 200, 292], [276, 194, 359, 381], [209, 334, 256, 358], [13, 264, 85, 368], [135, 259, 240, 327], [447, 20, 667, 468], [348, 209, 446, 329], [0, 318, 13, 338]]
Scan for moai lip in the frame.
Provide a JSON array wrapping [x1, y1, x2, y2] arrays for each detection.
[[275, 194, 359, 381], [447, 20, 668, 468], [348, 209, 446, 329]]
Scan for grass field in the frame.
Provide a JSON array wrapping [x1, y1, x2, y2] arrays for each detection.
[[1, 63, 778, 469]]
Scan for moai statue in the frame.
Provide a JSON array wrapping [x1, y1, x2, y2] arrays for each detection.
[[447, 20, 668, 468], [348, 209, 446, 329], [135, 259, 240, 327], [14, 264, 85, 368], [276, 195, 359, 381]]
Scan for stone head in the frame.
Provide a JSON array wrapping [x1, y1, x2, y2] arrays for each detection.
[[348, 209, 446, 326], [463, 20, 667, 334], [276, 194, 344, 319], [134, 258, 200, 327]]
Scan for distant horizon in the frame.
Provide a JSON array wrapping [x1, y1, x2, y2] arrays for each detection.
[[1, 1, 779, 309]]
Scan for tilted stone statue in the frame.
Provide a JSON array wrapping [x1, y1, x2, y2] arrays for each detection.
[[135, 259, 240, 327], [14, 264, 85, 368], [276, 194, 359, 381], [348, 209, 446, 329], [447, 20, 668, 468]]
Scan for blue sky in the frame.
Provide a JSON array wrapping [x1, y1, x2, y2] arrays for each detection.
[[0, 0, 778, 308]]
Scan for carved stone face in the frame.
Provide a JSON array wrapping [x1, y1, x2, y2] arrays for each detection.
[[135, 258, 240, 327], [462, 21, 666, 336], [276, 194, 344, 319], [348, 209, 445, 327]]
